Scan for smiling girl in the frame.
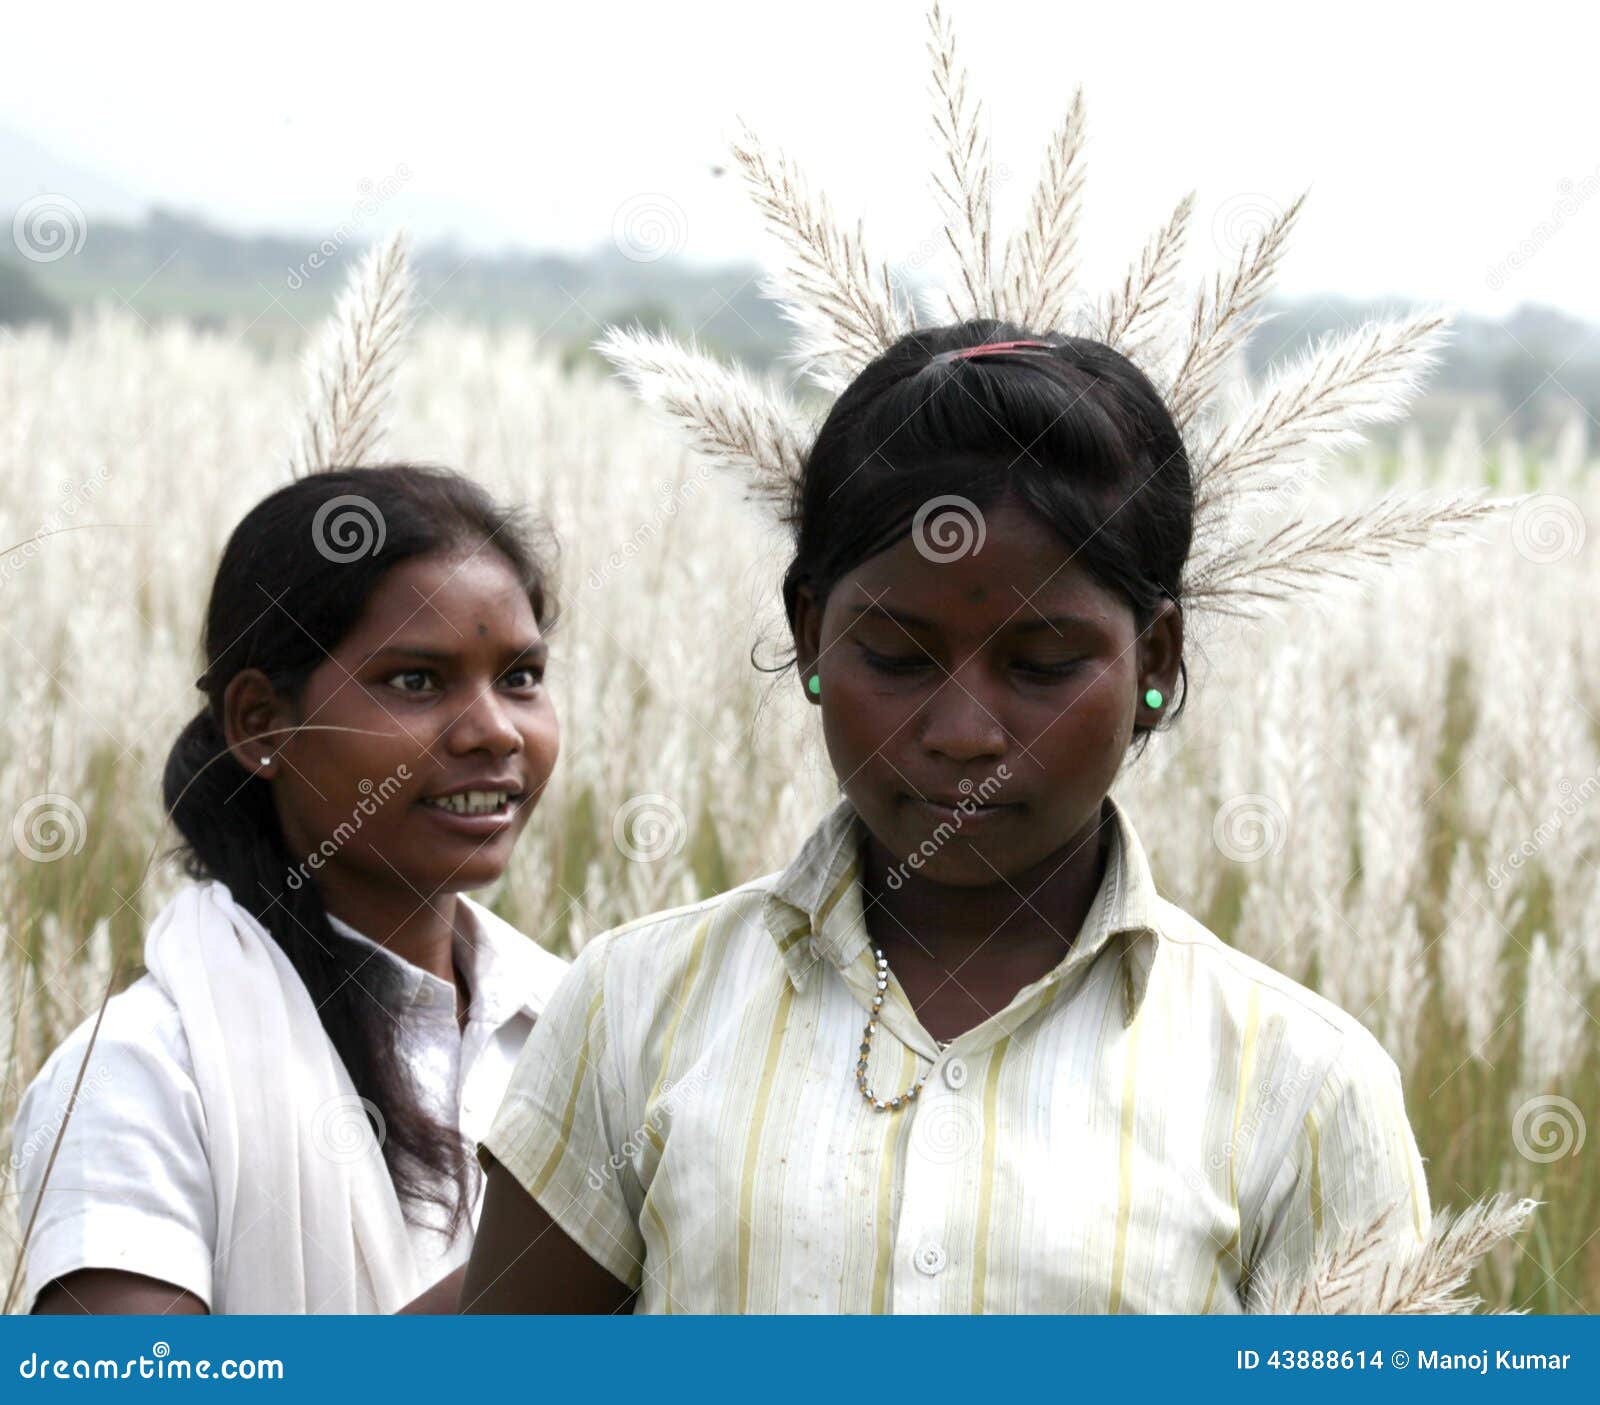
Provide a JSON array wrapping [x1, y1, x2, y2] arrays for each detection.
[[12, 464, 569, 1314], [461, 325, 1432, 1314]]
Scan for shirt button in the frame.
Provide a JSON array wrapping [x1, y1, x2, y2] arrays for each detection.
[[943, 1056, 968, 1090], [913, 1241, 947, 1276]]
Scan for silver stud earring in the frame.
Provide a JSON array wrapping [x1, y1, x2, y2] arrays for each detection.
[[260, 754, 274, 766]]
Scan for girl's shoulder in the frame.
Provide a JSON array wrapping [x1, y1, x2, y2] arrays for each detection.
[[1149, 894, 1401, 1078], [22, 971, 195, 1098], [12, 970, 202, 1171], [563, 872, 783, 999]]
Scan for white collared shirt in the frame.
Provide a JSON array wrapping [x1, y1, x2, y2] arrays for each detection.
[[481, 792, 1431, 1313], [10, 889, 568, 1313]]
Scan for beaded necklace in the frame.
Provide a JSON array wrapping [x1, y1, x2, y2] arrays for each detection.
[[854, 946, 953, 1112]]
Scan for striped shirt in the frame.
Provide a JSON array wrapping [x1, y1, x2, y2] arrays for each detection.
[[481, 791, 1431, 1313]]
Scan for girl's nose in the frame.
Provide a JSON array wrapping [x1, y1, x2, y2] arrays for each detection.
[[449, 686, 523, 755], [919, 671, 1008, 761]]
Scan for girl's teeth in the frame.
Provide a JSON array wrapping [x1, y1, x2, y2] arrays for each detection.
[[425, 790, 511, 815]]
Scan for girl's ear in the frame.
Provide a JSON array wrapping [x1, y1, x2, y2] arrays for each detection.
[[791, 585, 823, 702], [1136, 598, 1184, 711], [221, 669, 293, 778]]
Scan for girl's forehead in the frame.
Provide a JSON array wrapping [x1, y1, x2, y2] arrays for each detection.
[[844, 505, 1109, 609], [836, 553, 1121, 640], [341, 551, 538, 646]]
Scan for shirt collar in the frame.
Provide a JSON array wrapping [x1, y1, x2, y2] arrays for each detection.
[[326, 898, 567, 1025], [760, 791, 1163, 1027]]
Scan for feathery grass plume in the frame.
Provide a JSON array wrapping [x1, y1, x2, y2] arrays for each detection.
[[1192, 309, 1454, 538], [729, 125, 912, 394], [1437, 839, 1507, 1057], [997, 84, 1088, 330], [1248, 1192, 1541, 1314], [1514, 930, 1590, 1099], [927, 0, 995, 322], [288, 230, 414, 477], [1184, 488, 1521, 627], [593, 3, 1524, 632], [1092, 190, 1195, 368], [1163, 191, 1307, 436], [594, 326, 812, 517]]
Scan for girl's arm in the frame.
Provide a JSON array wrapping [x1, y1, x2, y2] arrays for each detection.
[[32, 1269, 208, 1315], [397, 1264, 468, 1313], [457, 1153, 636, 1314]]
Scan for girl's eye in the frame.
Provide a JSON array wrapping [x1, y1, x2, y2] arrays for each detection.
[[503, 666, 544, 690], [858, 643, 934, 675], [1014, 658, 1084, 679], [387, 669, 438, 694]]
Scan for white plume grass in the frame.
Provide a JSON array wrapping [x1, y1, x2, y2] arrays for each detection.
[[288, 230, 414, 477], [594, 326, 813, 516], [729, 126, 914, 394], [1248, 1193, 1542, 1314]]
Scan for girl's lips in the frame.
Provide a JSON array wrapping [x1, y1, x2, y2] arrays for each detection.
[[907, 795, 1022, 827], [416, 795, 524, 838]]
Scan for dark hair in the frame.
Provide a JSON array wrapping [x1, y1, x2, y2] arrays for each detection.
[[777, 319, 1193, 757], [162, 464, 558, 1238]]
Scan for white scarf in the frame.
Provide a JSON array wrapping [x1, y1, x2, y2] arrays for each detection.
[[142, 880, 424, 1314]]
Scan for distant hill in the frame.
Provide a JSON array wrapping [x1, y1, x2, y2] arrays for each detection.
[[0, 205, 790, 372], [3, 206, 1594, 448]]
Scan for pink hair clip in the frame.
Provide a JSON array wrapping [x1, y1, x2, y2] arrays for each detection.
[[929, 338, 1057, 366]]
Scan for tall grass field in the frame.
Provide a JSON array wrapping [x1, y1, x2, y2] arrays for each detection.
[[1, 307, 1595, 1311]]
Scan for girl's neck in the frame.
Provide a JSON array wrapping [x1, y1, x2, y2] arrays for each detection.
[[858, 803, 1111, 972], [321, 883, 464, 991]]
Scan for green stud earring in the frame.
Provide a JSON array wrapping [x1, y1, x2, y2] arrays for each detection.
[[808, 673, 822, 696], [1144, 687, 1163, 709]]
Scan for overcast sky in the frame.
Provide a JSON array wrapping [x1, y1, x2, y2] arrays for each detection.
[[7, 0, 1599, 319]]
